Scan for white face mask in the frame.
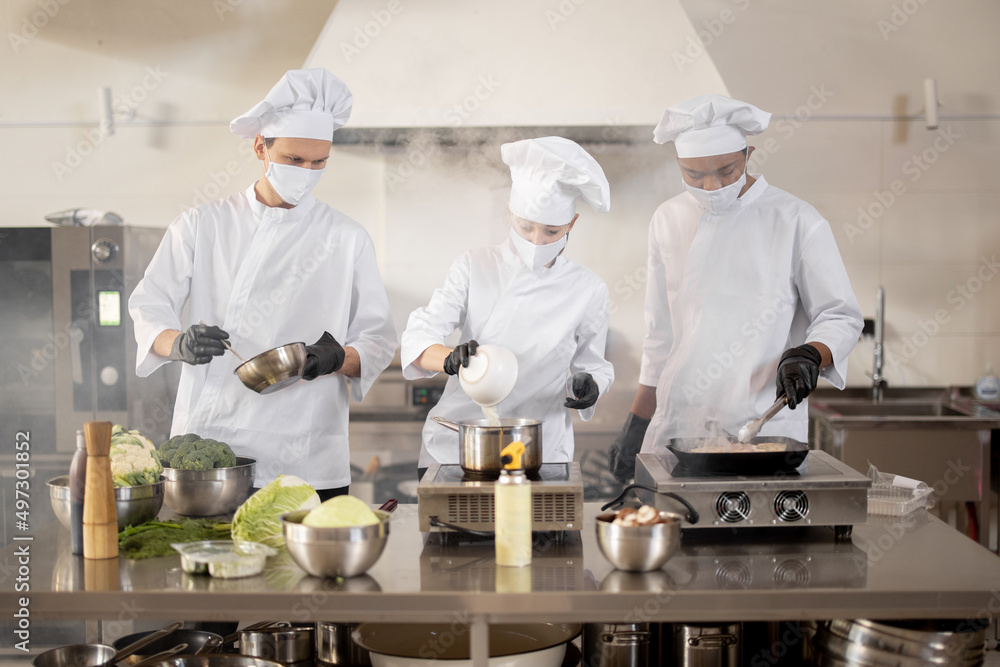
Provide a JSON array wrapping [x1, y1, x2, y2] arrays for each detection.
[[509, 227, 567, 270], [264, 144, 324, 206], [682, 154, 748, 213]]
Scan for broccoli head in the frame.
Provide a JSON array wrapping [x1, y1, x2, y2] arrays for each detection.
[[157, 434, 237, 470], [158, 433, 201, 467]]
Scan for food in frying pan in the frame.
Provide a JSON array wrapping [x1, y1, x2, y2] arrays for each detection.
[[691, 441, 787, 453]]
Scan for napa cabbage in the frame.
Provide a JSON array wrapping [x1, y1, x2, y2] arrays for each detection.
[[230, 475, 320, 548]]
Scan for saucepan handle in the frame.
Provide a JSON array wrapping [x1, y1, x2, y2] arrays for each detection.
[[428, 515, 494, 538], [431, 416, 461, 432], [601, 484, 700, 525], [377, 498, 398, 514]]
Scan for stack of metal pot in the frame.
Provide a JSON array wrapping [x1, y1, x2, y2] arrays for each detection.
[[813, 619, 988, 666]]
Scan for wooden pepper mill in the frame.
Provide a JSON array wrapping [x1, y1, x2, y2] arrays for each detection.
[[83, 421, 118, 559]]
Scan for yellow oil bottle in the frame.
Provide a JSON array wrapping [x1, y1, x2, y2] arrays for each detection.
[[495, 441, 531, 567]]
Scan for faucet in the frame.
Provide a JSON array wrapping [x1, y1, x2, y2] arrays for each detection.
[[871, 285, 886, 402]]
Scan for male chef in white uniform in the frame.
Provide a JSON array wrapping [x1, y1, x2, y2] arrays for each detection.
[[608, 95, 863, 481], [402, 137, 615, 478], [129, 69, 398, 499]]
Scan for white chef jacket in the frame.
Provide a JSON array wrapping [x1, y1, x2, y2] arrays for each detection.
[[401, 238, 614, 467], [129, 185, 398, 489], [639, 175, 862, 451]]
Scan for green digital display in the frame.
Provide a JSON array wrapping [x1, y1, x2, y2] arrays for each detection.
[[98, 291, 121, 326]]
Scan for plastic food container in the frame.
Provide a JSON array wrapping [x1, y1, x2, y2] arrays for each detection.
[[171, 540, 277, 578], [867, 485, 934, 516]]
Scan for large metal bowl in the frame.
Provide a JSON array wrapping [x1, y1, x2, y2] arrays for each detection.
[[48, 476, 164, 531], [595, 510, 683, 572], [162, 457, 256, 516], [234, 342, 307, 395], [281, 508, 390, 578]]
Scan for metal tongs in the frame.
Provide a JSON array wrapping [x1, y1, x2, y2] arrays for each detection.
[[737, 395, 788, 443]]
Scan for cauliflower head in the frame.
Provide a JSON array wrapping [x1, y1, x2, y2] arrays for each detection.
[[110, 425, 162, 487]]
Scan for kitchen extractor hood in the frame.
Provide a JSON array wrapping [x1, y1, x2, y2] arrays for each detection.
[[304, 0, 730, 144]]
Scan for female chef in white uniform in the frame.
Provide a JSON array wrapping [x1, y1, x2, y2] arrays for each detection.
[[401, 137, 615, 477], [608, 95, 863, 481]]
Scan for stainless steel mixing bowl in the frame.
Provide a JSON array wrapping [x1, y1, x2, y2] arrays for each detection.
[[595, 510, 683, 572], [162, 457, 256, 516], [48, 475, 164, 531], [234, 342, 307, 394], [281, 508, 391, 578]]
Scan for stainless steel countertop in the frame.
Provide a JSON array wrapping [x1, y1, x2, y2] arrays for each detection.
[[3, 504, 999, 624]]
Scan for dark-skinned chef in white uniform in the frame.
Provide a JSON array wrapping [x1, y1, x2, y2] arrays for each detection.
[[609, 95, 863, 481]]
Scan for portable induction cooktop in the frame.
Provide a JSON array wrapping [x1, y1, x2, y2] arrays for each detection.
[[417, 462, 584, 535], [634, 449, 869, 540]]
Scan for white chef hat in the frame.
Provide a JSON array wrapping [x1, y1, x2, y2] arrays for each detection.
[[501, 136, 611, 227], [230, 68, 353, 141], [653, 94, 771, 158]]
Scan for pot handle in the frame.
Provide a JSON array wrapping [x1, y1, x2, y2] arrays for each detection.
[[431, 416, 461, 432], [377, 498, 398, 514], [112, 621, 184, 662], [601, 484, 700, 525], [196, 635, 224, 655], [428, 515, 494, 538]]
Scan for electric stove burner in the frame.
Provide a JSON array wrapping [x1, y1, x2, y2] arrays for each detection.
[[434, 463, 572, 485], [669, 463, 805, 479], [635, 450, 870, 540], [418, 462, 584, 534]]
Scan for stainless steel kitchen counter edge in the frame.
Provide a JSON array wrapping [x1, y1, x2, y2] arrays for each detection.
[[3, 503, 998, 623]]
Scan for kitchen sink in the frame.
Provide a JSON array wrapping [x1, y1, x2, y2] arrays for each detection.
[[810, 386, 950, 402], [808, 389, 999, 550], [814, 402, 969, 418]]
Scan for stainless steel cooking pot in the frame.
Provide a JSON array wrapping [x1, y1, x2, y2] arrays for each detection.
[[33, 621, 183, 667], [239, 624, 314, 663], [672, 623, 741, 667], [234, 342, 307, 395], [431, 416, 542, 475], [316, 622, 371, 665]]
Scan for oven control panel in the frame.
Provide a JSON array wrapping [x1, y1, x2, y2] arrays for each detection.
[[411, 384, 445, 407]]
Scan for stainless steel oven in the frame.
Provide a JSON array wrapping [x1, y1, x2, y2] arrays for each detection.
[[0, 225, 174, 544]]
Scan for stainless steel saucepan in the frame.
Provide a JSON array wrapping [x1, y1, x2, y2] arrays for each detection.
[[124, 657, 285, 667], [32, 621, 183, 667], [239, 624, 314, 663], [431, 416, 542, 475]]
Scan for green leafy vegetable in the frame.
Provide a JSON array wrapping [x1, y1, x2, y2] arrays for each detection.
[[118, 518, 232, 560], [231, 475, 320, 548]]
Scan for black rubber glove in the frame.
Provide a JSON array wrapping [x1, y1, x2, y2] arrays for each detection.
[[168, 324, 229, 365], [564, 372, 599, 410], [775, 344, 823, 409], [443, 340, 478, 376], [608, 413, 650, 483], [302, 331, 346, 380]]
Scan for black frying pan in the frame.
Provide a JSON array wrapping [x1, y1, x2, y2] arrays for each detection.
[[667, 436, 808, 475]]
